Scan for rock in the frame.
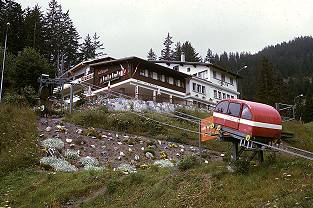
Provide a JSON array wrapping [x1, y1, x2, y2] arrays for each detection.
[[39, 134, 44, 137], [70, 144, 75, 148], [91, 136, 97, 139], [65, 138, 72, 143], [145, 152, 154, 159], [117, 142, 123, 145], [141, 147, 144, 151], [101, 145, 106, 149], [204, 160, 209, 164], [116, 134, 119, 138], [65, 149, 80, 159], [220, 153, 225, 157], [128, 148, 132, 152], [124, 135, 129, 139], [40, 156, 77, 172], [117, 163, 137, 174], [45, 126, 52, 132], [179, 145, 184, 149], [180, 148, 184, 152], [158, 140, 162, 145], [176, 153, 180, 157], [76, 129, 83, 134], [102, 135, 107, 138], [120, 151, 125, 156], [154, 159, 174, 168], [134, 154, 140, 161], [117, 156, 122, 160], [113, 147, 118, 151], [41, 138, 64, 149], [79, 156, 99, 167], [90, 145, 96, 148]]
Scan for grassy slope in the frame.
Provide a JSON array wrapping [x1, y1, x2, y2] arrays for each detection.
[[0, 104, 39, 175], [1, 107, 313, 207]]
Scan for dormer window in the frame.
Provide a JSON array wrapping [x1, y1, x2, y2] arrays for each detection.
[[213, 70, 217, 78], [221, 74, 225, 82]]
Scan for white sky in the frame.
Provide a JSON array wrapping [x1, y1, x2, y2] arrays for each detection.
[[17, 0, 313, 59]]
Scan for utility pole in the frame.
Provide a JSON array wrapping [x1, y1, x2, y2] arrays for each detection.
[[0, 22, 10, 103]]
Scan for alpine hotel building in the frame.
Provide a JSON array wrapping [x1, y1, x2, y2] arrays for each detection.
[[63, 54, 240, 108]]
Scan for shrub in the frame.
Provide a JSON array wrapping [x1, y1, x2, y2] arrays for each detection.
[[107, 179, 119, 194], [178, 155, 201, 171], [229, 160, 250, 174]]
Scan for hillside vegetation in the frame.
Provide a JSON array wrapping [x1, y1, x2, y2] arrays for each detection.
[[1, 106, 313, 208]]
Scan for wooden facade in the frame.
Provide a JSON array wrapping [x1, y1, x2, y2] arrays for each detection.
[[91, 57, 189, 94]]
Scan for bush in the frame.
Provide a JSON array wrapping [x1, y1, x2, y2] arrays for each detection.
[[229, 160, 250, 174], [178, 155, 201, 171]]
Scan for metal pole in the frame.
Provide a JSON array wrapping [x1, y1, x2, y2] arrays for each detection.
[[0, 23, 10, 103], [69, 84, 73, 114], [198, 121, 201, 148]]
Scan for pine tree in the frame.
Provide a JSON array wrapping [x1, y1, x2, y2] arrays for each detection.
[[23, 5, 45, 53], [147, 48, 157, 60], [204, 48, 213, 62], [43, 0, 80, 74], [255, 57, 284, 106], [160, 32, 174, 61], [181, 41, 202, 62], [92, 32, 104, 57], [80, 34, 94, 60], [80, 33, 105, 61], [0, 0, 24, 54], [172, 42, 182, 61]]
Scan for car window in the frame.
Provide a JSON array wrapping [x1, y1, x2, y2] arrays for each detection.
[[241, 105, 252, 120], [215, 101, 229, 114], [228, 102, 241, 117]]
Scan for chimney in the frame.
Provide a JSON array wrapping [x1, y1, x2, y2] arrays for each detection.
[[181, 52, 185, 62]]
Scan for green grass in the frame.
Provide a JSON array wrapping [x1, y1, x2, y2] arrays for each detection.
[[1, 105, 313, 207], [1, 159, 312, 208], [0, 104, 39, 176], [64, 108, 227, 152]]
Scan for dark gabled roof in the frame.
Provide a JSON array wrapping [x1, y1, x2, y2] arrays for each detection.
[[150, 60, 240, 78], [90, 56, 191, 78]]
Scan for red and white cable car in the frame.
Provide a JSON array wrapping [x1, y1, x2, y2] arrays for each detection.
[[213, 99, 282, 140]]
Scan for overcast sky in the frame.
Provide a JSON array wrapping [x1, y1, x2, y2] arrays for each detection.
[[17, 0, 313, 59]]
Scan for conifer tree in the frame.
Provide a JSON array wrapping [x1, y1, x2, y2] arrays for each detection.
[[80, 33, 105, 60], [204, 48, 213, 62], [23, 5, 45, 53], [160, 32, 174, 61], [147, 48, 157, 60], [181, 41, 202, 62], [255, 57, 284, 106], [172, 42, 182, 61]]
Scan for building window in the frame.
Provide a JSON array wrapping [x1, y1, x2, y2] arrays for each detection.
[[175, 79, 181, 87], [149, 71, 153, 79], [161, 75, 165, 82], [214, 90, 217, 98], [157, 73, 162, 81], [198, 70, 208, 79], [139, 69, 145, 76], [213, 70, 217, 78], [223, 93, 226, 99], [144, 69, 149, 77], [202, 86, 206, 94], [165, 76, 169, 83], [169, 77, 174, 85], [218, 91, 221, 99], [197, 84, 201, 93], [152, 72, 158, 80], [173, 65, 179, 71], [230, 77, 234, 85], [187, 67, 190, 72], [193, 83, 196, 91], [227, 94, 230, 99], [221, 74, 225, 82], [231, 95, 234, 99]]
